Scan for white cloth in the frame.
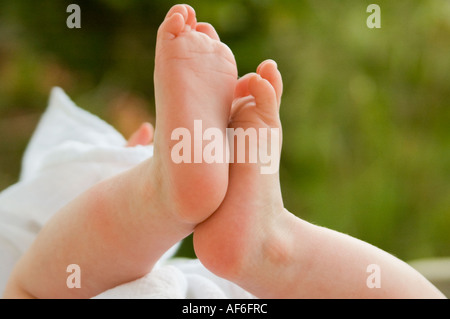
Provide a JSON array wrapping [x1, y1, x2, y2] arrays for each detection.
[[0, 87, 253, 299]]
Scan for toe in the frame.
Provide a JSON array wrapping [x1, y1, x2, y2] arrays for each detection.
[[248, 74, 278, 115], [231, 73, 256, 116], [159, 4, 197, 39], [184, 4, 197, 30], [165, 4, 189, 21], [257, 60, 283, 108], [234, 73, 257, 100], [196, 22, 220, 41], [158, 11, 185, 39]]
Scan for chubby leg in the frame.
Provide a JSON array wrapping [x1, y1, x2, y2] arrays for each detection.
[[194, 61, 445, 299], [3, 4, 237, 299]]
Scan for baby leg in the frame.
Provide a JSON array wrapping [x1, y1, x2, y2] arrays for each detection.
[[3, 4, 237, 299], [194, 61, 445, 299]]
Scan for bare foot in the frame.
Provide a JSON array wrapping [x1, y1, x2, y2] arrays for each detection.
[[193, 62, 446, 299], [118, 3, 239, 281], [193, 60, 294, 296], [2, 5, 238, 299], [151, 4, 238, 222]]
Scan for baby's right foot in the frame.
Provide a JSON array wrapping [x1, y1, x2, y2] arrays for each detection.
[[193, 60, 299, 297], [150, 4, 238, 223]]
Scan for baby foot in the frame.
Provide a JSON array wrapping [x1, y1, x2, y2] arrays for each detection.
[[193, 60, 294, 296], [151, 4, 238, 222]]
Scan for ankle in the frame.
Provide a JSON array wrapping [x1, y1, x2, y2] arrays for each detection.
[[194, 205, 292, 284], [136, 156, 228, 225], [216, 209, 303, 298], [174, 173, 228, 223]]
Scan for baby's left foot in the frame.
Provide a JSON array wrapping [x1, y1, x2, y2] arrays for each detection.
[[151, 4, 237, 223]]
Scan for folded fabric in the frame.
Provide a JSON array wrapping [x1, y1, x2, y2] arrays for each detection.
[[0, 87, 253, 299]]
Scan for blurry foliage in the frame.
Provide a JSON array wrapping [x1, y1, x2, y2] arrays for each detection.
[[0, 0, 449, 260]]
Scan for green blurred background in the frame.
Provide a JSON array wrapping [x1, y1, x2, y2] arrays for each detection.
[[0, 0, 449, 261]]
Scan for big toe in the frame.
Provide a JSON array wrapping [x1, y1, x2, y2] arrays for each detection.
[[158, 4, 197, 39], [257, 60, 283, 107]]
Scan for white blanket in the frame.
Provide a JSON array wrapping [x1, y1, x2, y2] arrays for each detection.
[[0, 87, 253, 299]]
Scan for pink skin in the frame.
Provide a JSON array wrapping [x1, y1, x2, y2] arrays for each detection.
[[3, 4, 444, 299], [126, 122, 154, 147], [3, 4, 237, 299], [194, 60, 445, 299], [151, 4, 237, 223], [127, 60, 444, 299]]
